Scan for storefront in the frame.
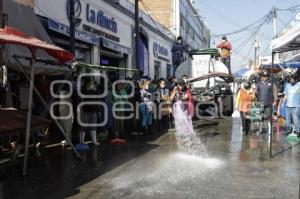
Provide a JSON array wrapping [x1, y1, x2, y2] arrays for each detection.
[[34, 0, 132, 69], [148, 33, 173, 79]]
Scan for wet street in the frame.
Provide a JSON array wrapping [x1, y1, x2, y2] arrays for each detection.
[[1, 118, 300, 199]]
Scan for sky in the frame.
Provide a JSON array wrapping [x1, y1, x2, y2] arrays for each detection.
[[195, 0, 299, 72]]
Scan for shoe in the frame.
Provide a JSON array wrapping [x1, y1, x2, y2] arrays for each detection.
[[61, 140, 70, 146], [92, 142, 100, 146]]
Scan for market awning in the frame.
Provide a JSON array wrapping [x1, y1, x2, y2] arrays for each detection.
[[286, 53, 300, 62], [0, 27, 74, 62], [3, 1, 73, 74], [271, 22, 300, 52]]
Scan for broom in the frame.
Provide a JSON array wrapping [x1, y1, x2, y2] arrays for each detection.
[[287, 125, 300, 142]]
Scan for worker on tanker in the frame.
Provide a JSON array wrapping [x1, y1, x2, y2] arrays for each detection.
[[217, 36, 232, 74]]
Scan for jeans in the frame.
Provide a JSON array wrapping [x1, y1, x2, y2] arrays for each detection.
[[285, 107, 300, 132], [139, 103, 153, 127], [221, 57, 231, 74]]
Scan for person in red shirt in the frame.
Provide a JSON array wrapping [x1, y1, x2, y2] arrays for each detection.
[[217, 36, 232, 74]]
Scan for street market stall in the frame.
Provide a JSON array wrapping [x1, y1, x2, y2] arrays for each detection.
[[269, 22, 300, 158], [0, 26, 79, 175]]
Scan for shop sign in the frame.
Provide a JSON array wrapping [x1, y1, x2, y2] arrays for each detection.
[[48, 19, 99, 45], [66, 0, 118, 33], [86, 4, 118, 33], [153, 42, 169, 58], [102, 38, 131, 55]]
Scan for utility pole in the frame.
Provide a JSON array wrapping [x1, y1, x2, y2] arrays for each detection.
[[254, 41, 257, 68], [69, 0, 76, 56], [272, 6, 277, 38], [254, 40, 260, 69], [135, 0, 140, 71]]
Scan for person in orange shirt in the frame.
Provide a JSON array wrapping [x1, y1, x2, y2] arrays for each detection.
[[217, 36, 232, 74], [236, 81, 255, 135]]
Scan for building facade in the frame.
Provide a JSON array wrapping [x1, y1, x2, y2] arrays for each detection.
[[138, 0, 210, 50], [34, 0, 174, 79]]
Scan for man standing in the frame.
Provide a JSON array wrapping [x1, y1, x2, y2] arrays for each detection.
[[256, 71, 278, 134], [283, 75, 300, 136], [217, 36, 232, 74], [171, 36, 188, 72]]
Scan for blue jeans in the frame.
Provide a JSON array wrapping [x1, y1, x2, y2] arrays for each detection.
[[285, 107, 300, 132], [139, 103, 153, 127]]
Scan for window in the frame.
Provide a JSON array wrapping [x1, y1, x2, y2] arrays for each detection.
[[154, 61, 161, 80], [166, 64, 172, 78]]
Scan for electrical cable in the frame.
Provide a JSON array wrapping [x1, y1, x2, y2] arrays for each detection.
[[277, 4, 300, 12]]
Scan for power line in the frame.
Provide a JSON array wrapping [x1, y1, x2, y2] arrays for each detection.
[[213, 11, 272, 37], [277, 3, 300, 12]]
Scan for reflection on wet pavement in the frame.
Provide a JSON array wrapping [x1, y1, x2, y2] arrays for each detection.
[[1, 118, 300, 199]]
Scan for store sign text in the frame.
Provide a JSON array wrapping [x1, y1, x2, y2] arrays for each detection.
[[86, 4, 118, 33], [48, 19, 99, 45], [153, 42, 169, 58]]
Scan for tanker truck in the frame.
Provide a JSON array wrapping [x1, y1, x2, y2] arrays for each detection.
[[175, 48, 234, 117]]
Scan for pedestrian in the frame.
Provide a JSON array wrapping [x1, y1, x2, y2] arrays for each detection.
[[139, 79, 154, 135], [236, 81, 255, 135], [157, 79, 171, 130], [255, 71, 278, 134], [113, 83, 128, 138], [217, 36, 232, 73], [79, 79, 99, 145], [166, 76, 177, 92], [282, 75, 300, 136], [170, 80, 194, 137]]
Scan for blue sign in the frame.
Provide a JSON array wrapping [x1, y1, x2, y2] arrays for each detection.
[[153, 42, 169, 57], [66, 0, 82, 27], [48, 19, 99, 45], [86, 4, 118, 33], [102, 38, 131, 54]]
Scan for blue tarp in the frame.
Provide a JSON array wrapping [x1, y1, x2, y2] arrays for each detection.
[[234, 67, 251, 77]]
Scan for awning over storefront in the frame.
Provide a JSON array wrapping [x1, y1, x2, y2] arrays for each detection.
[[3, 1, 72, 74], [271, 22, 300, 52], [0, 27, 74, 62]]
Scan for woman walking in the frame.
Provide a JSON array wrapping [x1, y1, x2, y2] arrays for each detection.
[[236, 81, 255, 135]]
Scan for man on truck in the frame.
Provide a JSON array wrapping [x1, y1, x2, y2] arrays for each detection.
[[217, 36, 232, 74]]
